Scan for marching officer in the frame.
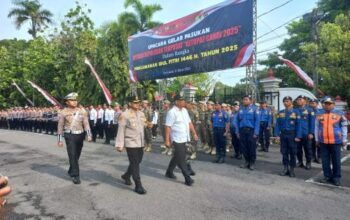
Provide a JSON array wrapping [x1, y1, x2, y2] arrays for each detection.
[[164, 94, 198, 186], [115, 96, 147, 194], [57, 93, 92, 184], [211, 102, 230, 163], [315, 97, 348, 186], [296, 95, 315, 170], [258, 100, 272, 152], [235, 95, 260, 170], [274, 96, 302, 177]]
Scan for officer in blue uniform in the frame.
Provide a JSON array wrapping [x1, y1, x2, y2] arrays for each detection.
[[211, 103, 230, 163], [296, 95, 315, 170], [258, 100, 272, 152], [230, 101, 242, 159], [235, 95, 260, 170], [275, 96, 302, 177], [309, 98, 320, 163]]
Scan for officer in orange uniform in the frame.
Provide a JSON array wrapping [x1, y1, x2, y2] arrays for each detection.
[[315, 97, 348, 186]]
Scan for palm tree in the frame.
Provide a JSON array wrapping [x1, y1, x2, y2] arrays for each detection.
[[8, 0, 53, 39], [119, 0, 162, 100], [119, 0, 162, 34]]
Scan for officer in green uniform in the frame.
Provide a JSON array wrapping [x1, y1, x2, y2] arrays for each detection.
[[205, 101, 215, 155], [142, 100, 153, 152]]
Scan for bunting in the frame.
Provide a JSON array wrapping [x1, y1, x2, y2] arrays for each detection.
[[27, 80, 61, 107], [84, 58, 113, 105]]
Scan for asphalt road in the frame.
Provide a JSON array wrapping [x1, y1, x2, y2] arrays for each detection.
[[1, 130, 350, 220]]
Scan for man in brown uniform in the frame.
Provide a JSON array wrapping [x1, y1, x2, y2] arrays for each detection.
[[57, 93, 92, 184], [115, 96, 147, 195]]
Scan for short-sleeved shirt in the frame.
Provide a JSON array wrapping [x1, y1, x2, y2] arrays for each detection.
[[165, 106, 192, 143]]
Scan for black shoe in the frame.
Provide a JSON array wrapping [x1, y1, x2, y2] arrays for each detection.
[[297, 162, 304, 168], [72, 176, 81, 184], [279, 166, 289, 176], [249, 163, 255, 170], [320, 177, 332, 184], [185, 177, 194, 186], [236, 154, 242, 160], [135, 185, 147, 194], [289, 168, 296, 178], [264, 148, 269, 152], [240, 161, 249, 169], [313, 158, 320, 164], [305, 162, 311, 170], [258, 148, 265, 152], [333, 180, 341, 186], [213, 158, 221, 163], [121, 174, 132, 185], [218, 157, 225, 164], [187, 164, 196, 176], [165, 171, 176, 179]]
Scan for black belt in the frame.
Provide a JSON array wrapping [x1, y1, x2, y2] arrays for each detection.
[[241, 127, 253, 132], [281, 130, 295, 135]]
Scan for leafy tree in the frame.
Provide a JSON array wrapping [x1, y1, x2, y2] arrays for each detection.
[[118, 0, 163, 101], [302, 13, 350, 99], [8, 0, 53, 38]]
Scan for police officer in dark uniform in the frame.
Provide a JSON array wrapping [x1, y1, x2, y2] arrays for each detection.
[[275, 96, 302, 177], [235, 95, 260, 170], [296, 95, 315, 170], [57, 93, 92, 184], [309, 98, 321, 163], [230, 101, 242, 159], [258, 100, 272, 152], [211, 102, 230, 163]]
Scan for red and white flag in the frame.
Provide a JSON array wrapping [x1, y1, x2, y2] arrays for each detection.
[[27, 80, 61, 106], [84, 58, 113, 105], [278, 56, 315, 88], [12, 80, 34, 106]]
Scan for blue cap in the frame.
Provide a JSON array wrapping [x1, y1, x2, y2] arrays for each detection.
[[322, 97, 334, 104]]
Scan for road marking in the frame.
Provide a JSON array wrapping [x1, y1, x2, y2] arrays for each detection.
[[305, 152, 350, 190]]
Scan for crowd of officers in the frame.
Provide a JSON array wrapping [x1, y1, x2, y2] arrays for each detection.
[[0, 94, 348, 186]]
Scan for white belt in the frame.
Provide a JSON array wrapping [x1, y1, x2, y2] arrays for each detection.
[[64, 130, 84, 134]]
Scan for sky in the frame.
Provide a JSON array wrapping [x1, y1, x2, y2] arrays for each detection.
[[0, 0, 319, 85]]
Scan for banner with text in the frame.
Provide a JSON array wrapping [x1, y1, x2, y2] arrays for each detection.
[[128, 0, 253, 82]]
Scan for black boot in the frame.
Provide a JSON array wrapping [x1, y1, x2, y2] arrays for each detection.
[[165, 170, 176, 179], [218, 157, 225, 164], [121, 174, 132, 185], [297, 162, 304, 168], [184, 176, 194, 186], [279, 166, 289, 176], [213, 157, 221, 163], [134, 180, 147, 195], [289, 167, 296, 178], [305, 162, 311, 170], [240, 160, 249, 169], [187, 163, 196, 176], [72, 176, 81, 184], [249, 162, 255, 170]]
